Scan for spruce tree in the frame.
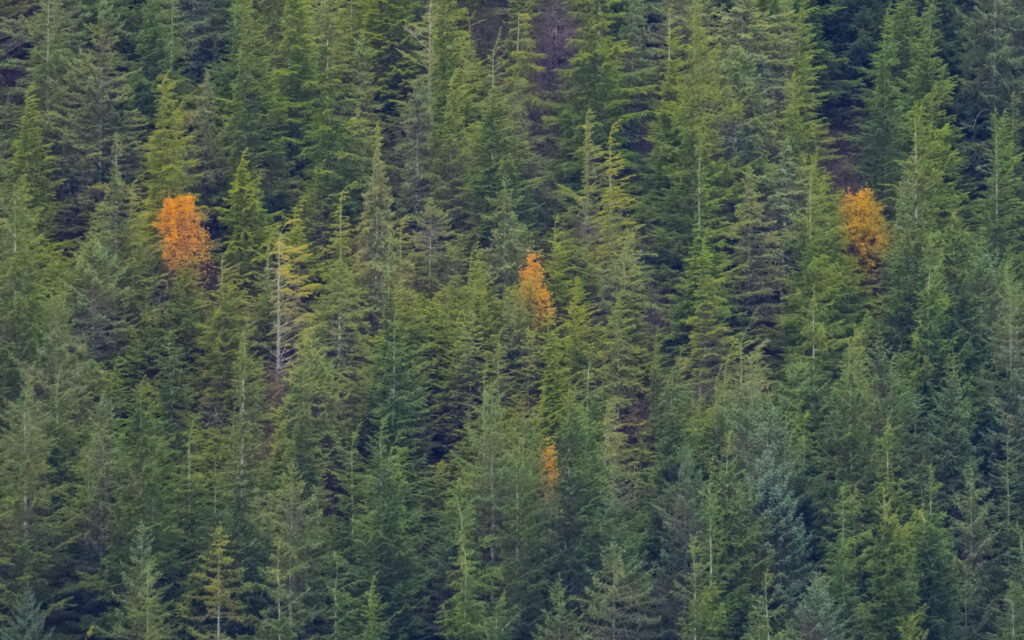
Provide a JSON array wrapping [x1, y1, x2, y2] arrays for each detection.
[[731, 169, 785, 356], [179, 525, 248, 640], [580, 543, 656, 640], [210, 332, 266, 554], [0, 178, 59, 398], [275, 330, 342, 486], [855, 500, 924, 640], [143, 74, 196, 212], [0, 590, 51, 640], [7, 85, 60, 239], [993, 575, 1024, 640], [957, 0, 1024, 131], [109, 527, 174, 640], [0, 378, 56, 597], [978, 110, 1024, 267], [222, 150, 269, 283], [224, 0, 287, 210], [785, 574, 850, 640], [352, 428, 427, 640], [69, 220, 131, 361], [682, 234, 734, 399], [112, 380, 184, 575], [135, 0, 186, 83], [534, 581, 582, 640], [255, 464, 325, 638], [356, 127, 398, 315], [313, 194, 369, 371], [265, 217, 317, 379], [359, 578, 389, 640]]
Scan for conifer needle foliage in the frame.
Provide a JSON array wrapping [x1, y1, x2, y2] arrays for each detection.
[[1, 0, 1023, 638]]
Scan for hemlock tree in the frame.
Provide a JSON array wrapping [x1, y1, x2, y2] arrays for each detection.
[[222, 150, 270, 283], [179, 525, 247, 640], [2, 2, 1024, 638], [580, 543, 656, 640], [143, 74, 196, 212], [109, 527, 174, 640], [0, 590, 51, 640]]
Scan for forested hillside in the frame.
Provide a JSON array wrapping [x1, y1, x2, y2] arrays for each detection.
[[1, 0, 1023, 637]]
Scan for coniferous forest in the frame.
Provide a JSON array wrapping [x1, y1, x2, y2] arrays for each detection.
[[2, 0, 1024, 637]]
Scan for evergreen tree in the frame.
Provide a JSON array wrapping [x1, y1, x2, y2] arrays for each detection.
[[143, 74, 196, 212], [682, 234, 734, 398], [224, 0, 287, 210], [271, 0, 314, 203], [731, 169, 785, 355], [0, 181, 60, 398], [978, 110, 1024, 266], [359, 577, 390, 640], [855, 500, 923, 640], [858, 0, 953, 196], [255, 464, 325, 638], [0, 590, 51, 640], [69, 217, 131, 361], [135, 0, 186, 82], [275, 330, 342, 486], [642, 0, 736, 276], [352, 428, 427, 640], [109, 527, 174, 640], [210, 332, 266, 552], [957, 0, 1024, 132], [580, 543, 656, 640], [0, 375, 57, 596], [993, 574, 1024, 640], [112, 380, 184, 575], [222, 150, 269, 282], [486, 179, 529, 286], [356, 127, 398, 314], [192, 71, 229, 206], [786, 574, 850, 640], [313, 194, 369, 371], [533, 581, 582, 640], [7, 85, 60, 239], [179, 525, 248, 640], [266, 218, 317, 379], [355, 0, 419, 114]]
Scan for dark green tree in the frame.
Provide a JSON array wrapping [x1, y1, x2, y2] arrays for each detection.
[[0, 590, 51, 640], [221, 150, 269, 282]]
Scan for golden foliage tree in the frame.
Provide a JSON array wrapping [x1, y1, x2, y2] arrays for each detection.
[[840, 187, 888, 273], [541, 437, 560, 497], [518, 252, 555, 326], [153, 194, 212, 272]]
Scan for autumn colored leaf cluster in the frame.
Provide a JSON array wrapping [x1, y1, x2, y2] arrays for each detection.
[[541, 437, 559, 496], [154, 194, 212, 272], [840, 187, 888, 273], [518, 252, 555, 326]]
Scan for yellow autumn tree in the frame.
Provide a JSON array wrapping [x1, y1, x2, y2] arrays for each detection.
[[153, 194, 212, 272], [518, 252, 555, 326], [541, 437, 559, 497], [840, 187, 888, 274]]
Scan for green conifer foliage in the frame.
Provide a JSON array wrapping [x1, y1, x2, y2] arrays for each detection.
[[109, 527, 174, 640]]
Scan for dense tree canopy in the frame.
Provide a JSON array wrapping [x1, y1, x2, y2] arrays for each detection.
[[1, 0, 1023, 638]]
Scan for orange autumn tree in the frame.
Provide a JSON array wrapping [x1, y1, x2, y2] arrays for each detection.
[[840, 187, 889, 274], [518, 252, 555, 326], [153, 194, 212, 272], [541, 437, 560, 497]]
